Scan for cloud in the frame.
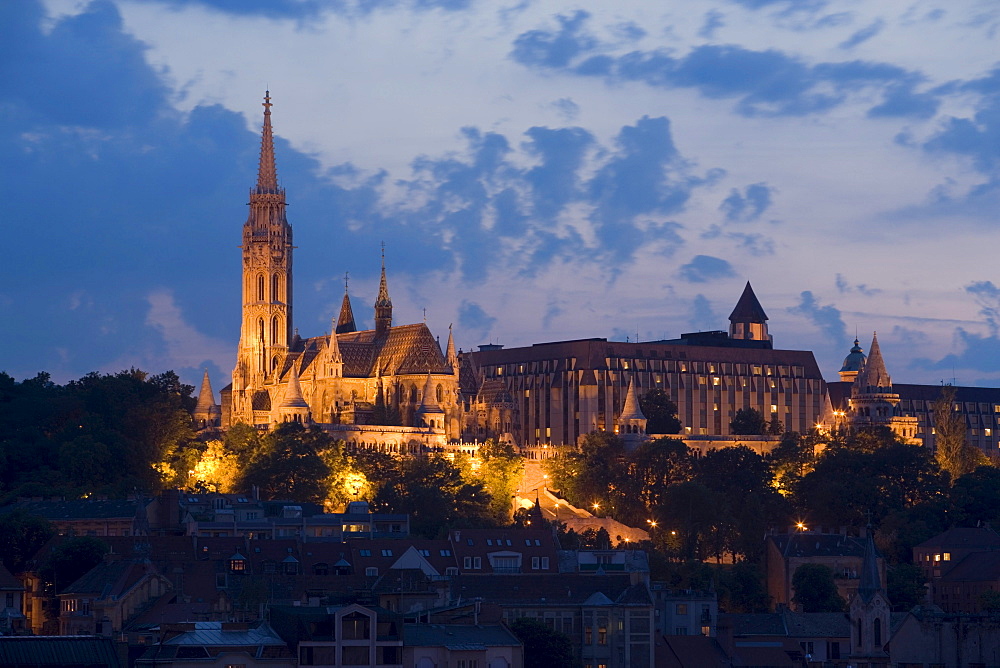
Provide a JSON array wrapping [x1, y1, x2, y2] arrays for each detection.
[[679, 255, 736, 283], [510, 13, 935, 118], [787, 291, 847, 344], [689, 293, 718, 330], [922, 67, 1000, 172], [550, 97, 580, 121], [144, 289, 233, 373], [720, 182, 773, 221], [838, 19, 885, 49], [699, 10, 725, 38], [457, 300, 496, 337], [834, 274, 881, 296]]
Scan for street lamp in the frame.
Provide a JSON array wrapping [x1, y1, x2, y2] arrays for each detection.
[[592, 502, 600, 515]]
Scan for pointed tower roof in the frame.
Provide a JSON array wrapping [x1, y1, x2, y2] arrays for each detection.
[[729, 281, 768, 322], [336, 291, 356, 334], [416, 372, 444, 415], [326, 326, 342, 363], [857, 526, 884, 603], [281, 362, 309, 408], [194, 370, 217, 414], [855, 332, 891, 391], [256, 91, 279, 194], [619, 377, 646, 421], [445, 324, 458, 371], [375, 249, 392, 309]]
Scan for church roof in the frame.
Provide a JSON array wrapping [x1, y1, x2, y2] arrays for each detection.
[[280, 363, 309, 408], [856, 528, 884, 603], [729, 281, 768, 323], [289, 323, 451, 380]]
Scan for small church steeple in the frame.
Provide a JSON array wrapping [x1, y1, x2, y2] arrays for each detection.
[[256, 91, 278, 194], [445, 324, 458, 373], [374, 244, 392, 335], [336, 272, 356, 334]]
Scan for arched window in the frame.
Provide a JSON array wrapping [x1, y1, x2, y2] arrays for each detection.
[[856, 618, 863, 647], [257, 318, 265, 343], [271, 316, 280, 347], [271, 356, 279, 372], [410, 385, 418, 403], [873, 618, 881, 646], [257, 274, 265, 301], [436, 384, 443, 403], [271, 273, 280, 302]]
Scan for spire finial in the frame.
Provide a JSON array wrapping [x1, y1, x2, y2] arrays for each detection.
[[344, 271, 350, 292], [256, 90, 278, 193]]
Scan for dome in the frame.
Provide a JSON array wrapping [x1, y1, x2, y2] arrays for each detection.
[[840, 338, 866, 373]]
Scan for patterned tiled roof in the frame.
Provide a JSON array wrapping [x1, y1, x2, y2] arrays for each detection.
[[286, 324, 450, 380]]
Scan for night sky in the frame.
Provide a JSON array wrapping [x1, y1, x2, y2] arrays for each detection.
[[4, 0, 1000, 393]]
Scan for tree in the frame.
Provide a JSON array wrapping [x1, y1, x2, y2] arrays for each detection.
[[887, 563, 927, 612], [730, 408, 766, 435], [718, 561, 771, 613], [373, 455, 495, 538], [792, 564, 846, 612], [0, 511, 53, 574], [476, 439, 525, 522], [639, 389, 682, 434], [950, 466, 1000, 527], [767, 431, 815, 497], [767, 414, 784, 435], [237, 423, 332, 503], [39, 536, 109, 594], [628, 437, 693, 509], [507, 618, 576, 668], [934, 385, 988, 480]]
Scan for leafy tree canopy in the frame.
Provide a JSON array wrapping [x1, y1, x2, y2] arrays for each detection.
[[792, 563, 845, 613], [639, 389, 682, 434], [730, 408, 766, 435], [507, 618, 576, 668]]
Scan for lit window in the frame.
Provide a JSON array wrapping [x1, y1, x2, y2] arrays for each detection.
[[943, 552, 951, 561]]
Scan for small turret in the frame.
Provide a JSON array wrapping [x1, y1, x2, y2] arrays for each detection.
[[728, 282, 772, 346], [193, 370, 221, 428], [278, 362, 311, 424], [839, 338, 867, 382], [445, 324, 458, 373], [618, 377, 648, 450], [415, 372, 445, 429]]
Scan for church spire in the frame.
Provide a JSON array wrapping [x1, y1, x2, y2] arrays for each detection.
[[337, 272, 356, 334], [281, 362, 309, 409], [619, 377, 646, 421], [374, 244, 393, 335], [445, 324, 458, 372], [256, 91, 279, 194], [194, 369, 217, 415]]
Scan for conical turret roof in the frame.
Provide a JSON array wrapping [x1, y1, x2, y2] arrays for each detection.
[[855, 332, 891, 391], [416, 372, 444, 414], [375, 256, 392, 308], [619, 377, 646, 421], [336, 290, 356, 334], [729, 281, 768, 322], [194, 369, 217, 414], [281, 362, 309, 409]]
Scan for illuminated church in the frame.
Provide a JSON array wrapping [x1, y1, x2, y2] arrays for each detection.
[[219, 94, 461, 446]]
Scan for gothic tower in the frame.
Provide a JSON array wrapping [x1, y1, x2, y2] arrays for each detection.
[[374, 247, 392, 335], [232, 92, 293, 417]]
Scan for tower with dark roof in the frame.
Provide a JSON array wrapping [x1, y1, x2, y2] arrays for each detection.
[[374, 247, 393, 335], [193, 369, 222, 429], [336, 274, 357, 334], [849, 527, 891, 663], [728, 282, 772, 346]]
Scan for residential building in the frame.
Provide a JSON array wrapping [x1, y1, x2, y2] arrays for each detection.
[[403, 623, 522, 668], [650, 585, 716, 637], [134, 621, 294, 668], [270, 604, 403, 667], [765, 530, 885, 611]]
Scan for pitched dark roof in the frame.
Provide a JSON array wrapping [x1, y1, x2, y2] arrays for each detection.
[[769, 533, 866, 559], [939, 551, 1000, 582], [656, 635, 731, 668], [729, 282, 768, 323], [914, 527, 1000, 550], [403, 623, 520, 648], [452, 573, 651, 607], [0, 636, 123, 667]]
